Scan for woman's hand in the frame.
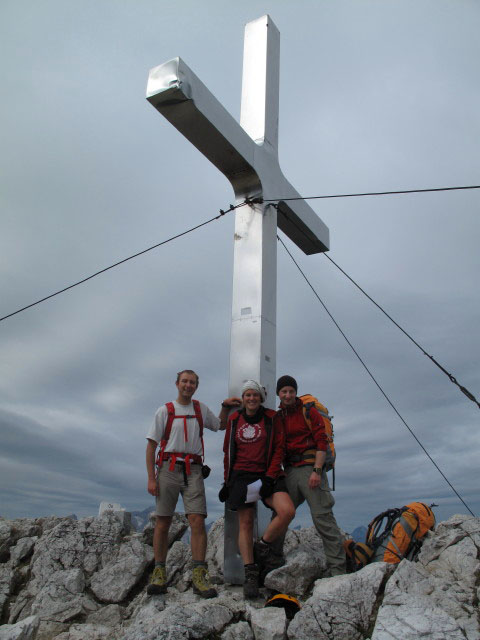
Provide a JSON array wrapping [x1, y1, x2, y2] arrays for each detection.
[[260, 476, 275, 499], [218, 484, 229, 502]]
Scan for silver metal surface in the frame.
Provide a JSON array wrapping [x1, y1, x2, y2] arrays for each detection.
[[147, 14, 330, 584]]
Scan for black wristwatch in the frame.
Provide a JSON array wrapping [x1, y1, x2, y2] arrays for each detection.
[[312, 467, 322, 475]]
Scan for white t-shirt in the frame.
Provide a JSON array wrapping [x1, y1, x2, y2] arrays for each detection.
[[146, 400, 220, 457]]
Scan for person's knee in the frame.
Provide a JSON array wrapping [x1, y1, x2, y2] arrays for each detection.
[[238, 510, 254, 532], [188, 514, 206, 533], [278, 504, 295, 525], [155, 516, 172, 534]]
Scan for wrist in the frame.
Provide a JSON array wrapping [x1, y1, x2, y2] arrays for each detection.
[[312, 467, 322, 475]]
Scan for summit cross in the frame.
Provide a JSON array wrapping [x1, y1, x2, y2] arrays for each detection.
[[146, 14, 330, 583], [146, 14, 329, 405]]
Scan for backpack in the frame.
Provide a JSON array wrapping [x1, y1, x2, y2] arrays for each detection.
[[299, 394, 336, 488], [343, 540, 374, 573], [155, 400, 204, 468], [366, 502, 436, 564]]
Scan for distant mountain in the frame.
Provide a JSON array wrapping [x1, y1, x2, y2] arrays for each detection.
[[350, 525, 367, 542], [131, 507, 153, 532]]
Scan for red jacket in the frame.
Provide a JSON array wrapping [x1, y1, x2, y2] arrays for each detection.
[[274, 398, 327, 466], [223, 408, 285, 482]]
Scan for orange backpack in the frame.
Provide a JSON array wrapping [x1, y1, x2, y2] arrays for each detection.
[[299, 394, 336, 489], [366, 502, 436, 563], [299, 395, 335, 471]]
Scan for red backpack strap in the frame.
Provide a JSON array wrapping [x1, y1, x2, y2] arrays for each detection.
[[164, 402, 176, 442], [156, 402, 176, 467], [192, 399, 204, 461], [192, 400, 203, 437]]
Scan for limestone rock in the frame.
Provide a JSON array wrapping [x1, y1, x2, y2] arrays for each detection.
[[142, 512, 188, 547], [55, 623, 113, 639], [250, 607, 286, 640], [205, 516, 225, 576], [371, 553, 480, 639], [90, 537, 153, 603], [0, 565, 15, 617], [166, 541, 191, 588], [0, 614, 39, 640], [1, 512, 479, 640], [288, 562, 394, 640], [30, 568, 98, 623], [120, 598, 234, 640], [29, 514, 125, 590], [86, 603, 125, 626], [264, 543, 327, 595], [0, 521, 13, 562], [10, 538, 37, 567], [220, 620, 254, 639]]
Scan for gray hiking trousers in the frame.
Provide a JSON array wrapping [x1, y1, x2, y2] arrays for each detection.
[[285, 465, 346, 576]]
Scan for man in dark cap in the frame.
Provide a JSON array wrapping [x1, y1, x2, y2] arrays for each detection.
[[274, 375, 345, 576]]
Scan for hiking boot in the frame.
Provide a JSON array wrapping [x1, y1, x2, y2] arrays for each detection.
[[146, 565, 167, 595], [254, 541, 285, 586], [192, 564, 217, 599], [254, 541, 285, 572], [243, 563, 259, 599]]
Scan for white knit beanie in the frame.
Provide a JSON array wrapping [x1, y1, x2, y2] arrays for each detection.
[[241, 379, 266, 402]]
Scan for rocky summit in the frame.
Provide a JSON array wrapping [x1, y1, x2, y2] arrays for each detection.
[[0, 511, 478, 639]]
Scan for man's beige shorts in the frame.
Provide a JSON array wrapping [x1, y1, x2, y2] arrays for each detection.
[[155, 463, 207, 517]]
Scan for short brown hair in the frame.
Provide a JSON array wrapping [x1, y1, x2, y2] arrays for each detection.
[[176, 369, 199, 388]]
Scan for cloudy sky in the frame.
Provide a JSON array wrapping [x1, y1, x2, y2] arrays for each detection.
[[1, 0, 479, 533]]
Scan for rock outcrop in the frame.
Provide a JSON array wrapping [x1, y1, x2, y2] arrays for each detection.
[[0, 511, 478, 639]]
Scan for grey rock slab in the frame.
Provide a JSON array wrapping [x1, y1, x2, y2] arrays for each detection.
[[10, 538, 37, 567], [250, 607, 286, 640], [371, 557, 480, 640], [0, 521, 13, 562], [120, 598, 234, 639], [55, 623, 114, 639], [0, 615, 39, 640], [288, 562, 394, 640], [86, 603, 125, 626], [29, 514, 125, 589], [29, 569, 97, 624], [264, 544, 327, 595], [166, 540, 191, 587], [283, 526, 325, 559], [220, 620, 254, 639], [205, 515, 225, 576], [35, 621, 68, 640], [90, 537, 153, 603]]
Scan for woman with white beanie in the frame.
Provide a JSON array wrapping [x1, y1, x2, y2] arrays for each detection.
[[220, 380, 294, 598]]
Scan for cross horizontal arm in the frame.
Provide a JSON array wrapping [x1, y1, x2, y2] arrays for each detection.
[[276, 181, 330, 254], [147, 58, 260, 196]]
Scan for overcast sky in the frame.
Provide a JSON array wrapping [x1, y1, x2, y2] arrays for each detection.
[[1, 0, 479, 533]]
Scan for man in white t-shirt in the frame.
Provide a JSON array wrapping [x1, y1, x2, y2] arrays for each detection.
[[146, 369, 240, 598]]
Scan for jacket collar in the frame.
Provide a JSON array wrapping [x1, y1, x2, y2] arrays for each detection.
[[279, 397, 302, 414]]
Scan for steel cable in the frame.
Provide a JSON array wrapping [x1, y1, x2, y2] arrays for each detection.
[[278, 234, 476, 517]]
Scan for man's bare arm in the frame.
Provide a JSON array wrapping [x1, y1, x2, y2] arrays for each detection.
[[218, 397, 242, 430], [146, 439, 158, 496]]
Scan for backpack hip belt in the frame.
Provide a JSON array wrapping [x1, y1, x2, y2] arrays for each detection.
[[158, 452, 203, 474], [285, 449, 317, 466]]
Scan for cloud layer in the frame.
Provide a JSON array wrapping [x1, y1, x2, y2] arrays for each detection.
[[1, 0, 479, 533]]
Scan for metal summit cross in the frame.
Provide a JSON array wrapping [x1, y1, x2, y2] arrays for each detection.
[[146, 14, 329, 582]]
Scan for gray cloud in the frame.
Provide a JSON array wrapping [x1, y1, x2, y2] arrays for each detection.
[[1, 0, 479, 535]]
